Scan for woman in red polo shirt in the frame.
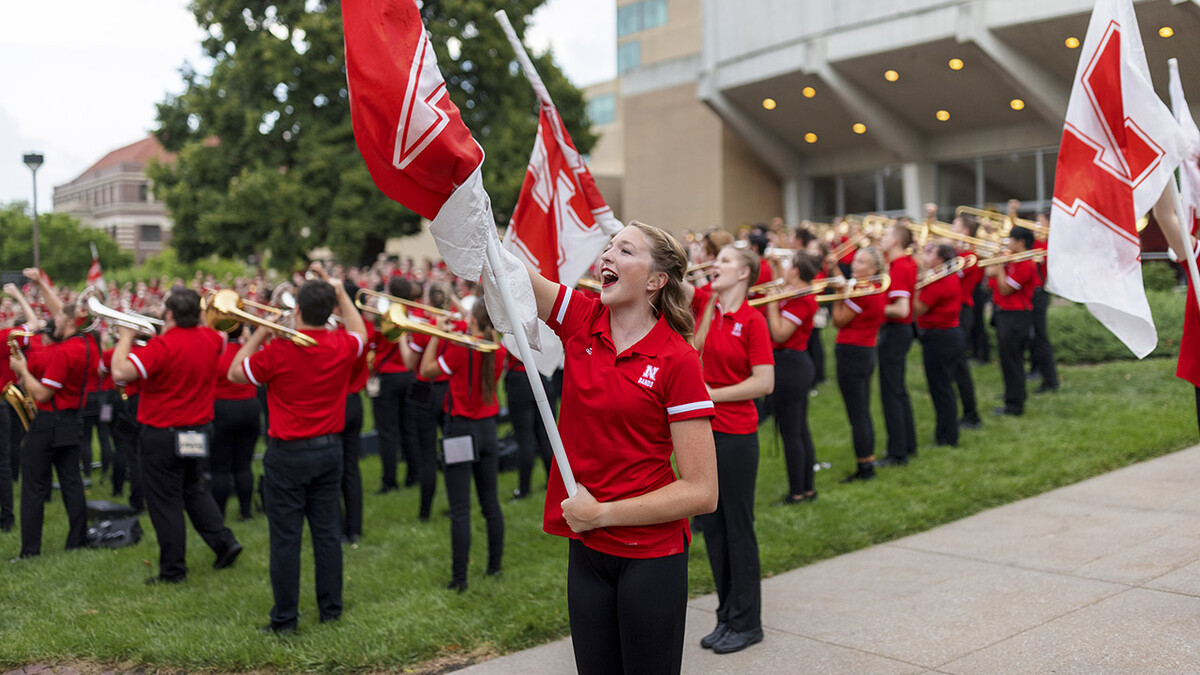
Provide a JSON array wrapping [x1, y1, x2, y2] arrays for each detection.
[[833, 248, 888, 483], [763, 251, 821, 504], [420, 300, 506, 593], [689, 244, 773, 655], [526, 222, 717, 675], [915, 243, 967, 448], [211, 325, 262, 521]]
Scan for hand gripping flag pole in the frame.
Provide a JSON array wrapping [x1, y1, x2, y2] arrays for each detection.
[[1166, 58, 1200, 319]]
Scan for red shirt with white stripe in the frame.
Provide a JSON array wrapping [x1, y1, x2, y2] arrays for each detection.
[[27, 334, 99, 412], [698, 300, 773, 435], [916, 273, 961, 330], [885, 254, 917, 324], [372, 318, 410, 374], [835, 291, 886, 347], [991, 258, 1036, 311], [129, 326, 225, 427], [545, 284, 715, 558], [101, 347, 141, 398], [773, 293, 817, 351], [436, 342, 507, 419], [346, 319, 372, 394], [214, 338, 258, 401], [243, 329, 363, 440]]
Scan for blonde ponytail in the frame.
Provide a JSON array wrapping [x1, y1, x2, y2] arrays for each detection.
[[629, 221, 695, 341]]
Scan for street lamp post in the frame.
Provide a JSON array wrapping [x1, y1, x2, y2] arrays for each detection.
[[23, 152, 43, 269]]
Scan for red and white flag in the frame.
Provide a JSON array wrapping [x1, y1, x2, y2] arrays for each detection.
[[1048, 0, 1188, 358], [1167, 62, 1200, 238], [87, 242, 105, 292], [342, 0, 537, 346]]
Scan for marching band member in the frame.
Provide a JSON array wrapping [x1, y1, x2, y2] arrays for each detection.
[[506, 351, 553, 500], [878, 223, 918, 467], [227, 277, 366, 634], [951, 217, 984, 429], [763, 252, 821, 503], [0, 280, 41, 533], [986, 227, 1038, 416], [370, 276, 418, 494], [99, 346, 143, 510], [526, 222, 717, 675], [1029, 212, 1060, 392], [1152, 190, 1200, 430], [402, 282, 455, 522], [419, 301, 507, 592], [110, 287, 242, 583], [338, 280, 370, 543], [833, 248, 888, 483], [211, 325, 261, 522], [915, 244, 968, 447], [690, 244, 773, 654]]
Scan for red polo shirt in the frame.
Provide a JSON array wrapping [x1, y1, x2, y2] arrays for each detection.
[[437, 343, 507, 419], [773, 293, 817, 351], [917, 274, 961, 330], [756, 258, 773, 285], [960, 254, 984, 308], [214, 338, 258, 401], [27, 334, 99, 412], [545, 285, 715, 559], [0, 325, 34, 386], [346, 319, 372, 394], [885, 254, 917, 324], [372, 318, 410, 374], [243, 329, 363, 440], [130, 326, 226, 428], [698, 300, 773, 435], [100, 348, 140, 397], [836, 291, 886, 347], [991, 258, 1036, 311]]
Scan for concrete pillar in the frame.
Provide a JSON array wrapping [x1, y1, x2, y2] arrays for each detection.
[[903, 162, 936, 218]]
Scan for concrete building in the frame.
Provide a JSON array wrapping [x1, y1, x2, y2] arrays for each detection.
[[53, 136, 175, 263], [593, 0, 1200, 232]]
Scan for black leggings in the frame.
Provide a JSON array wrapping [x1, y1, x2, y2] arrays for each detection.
[[210, 397, 261, 520], [505, 370, 553, 495], [443, 415, 504, 585], [696, 431, 761, 633], [836, 343, 877, 462], [407, 380, 448, 520], [920, 327, 962, 446], [568, 539, 688, 675], [774, 348, 815, 495]]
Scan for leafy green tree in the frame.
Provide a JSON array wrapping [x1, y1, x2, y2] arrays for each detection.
[[152, 0, 596, 270], [0, 203, 132, 284]]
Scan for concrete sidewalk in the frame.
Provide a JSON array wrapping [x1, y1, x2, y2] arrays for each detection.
[[461, 444, 1200, 674]]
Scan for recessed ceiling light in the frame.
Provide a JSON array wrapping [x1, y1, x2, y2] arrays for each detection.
[[804, 132, 818, 144], [1160, 26, 1175, 38], [1010, 98, 1026, 111], [948, 58, 964, 71], [936, 109, 951, 122], [762, 98, 777, 111], [852, 123, 867, 134], [1065, 36, 1080, 48], [802, 86, 816, 98], [884, 69, 900, 82]]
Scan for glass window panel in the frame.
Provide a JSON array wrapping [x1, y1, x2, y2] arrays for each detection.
[[617, 4, 641, 38], [1043, 150, 1058, 200], [643, 0, 668, 30], [982, 152, 1038, 206], [617, 41, 641, 74], [843, 170, 876, 214], [880, 166, 903, 212], [937, 160, 976, 215], [812, 176, 836, 221], [587, 93, 616, 126]]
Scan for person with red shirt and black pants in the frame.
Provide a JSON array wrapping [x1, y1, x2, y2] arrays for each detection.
[[527, 222, 718, 675], [987, 227, 1037, 416], [951, 217, 985, 429], [337, 280, 370, 543], [211, 326, 261, 522], [916, 243, 968, 447], [78, 331, 114, 480], [1153, 189, 1200, 430], [420, 300, 506, 592], [763, 252, 821, 504], [100, 347, 143, 510], [0, 280, 42, 533], [370, 276, 419, 494], [878, 223, 918, 467], [8, 287, 92, 558], [111, 287, 242, 583], [228, 276, 366, 634], [834, 248, 888, 483], [505, 351, 554, 500], [688, 245, 774, 654], [402, 282, 455, 522], [1028, 214, 1059, 392]]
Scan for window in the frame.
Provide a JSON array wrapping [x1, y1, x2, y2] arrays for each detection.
[[587, 93, 616, 126], [880, 166, 904, 212], [936, 148, 1056, 217], [842, 171, 877, 214], [982, 153, 1038, 206], [936, 160, 976, 216], [139, 225, 162, 242], [139, 183, 150, 202], [617, 0, 668, 38], [617, 41, 641, 74], [643, 0, 668, 31], [812, 176, 837, 220]]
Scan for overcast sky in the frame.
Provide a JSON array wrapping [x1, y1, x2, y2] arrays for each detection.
[[0, 1, 616, 209]]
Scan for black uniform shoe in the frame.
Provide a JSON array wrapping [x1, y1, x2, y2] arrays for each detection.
[[959, 416, 983, 430], [213, 542, 243, 570], [841, 466, 875, 483], [1035, 383, 1060, 394], [145, 574, 186, 586], [446, 579, 467, 593], [712, 627, 764, 654], [875, 456, 908, 468], [992, 406, 1023, 416], [260, 623, 297, 636], [781, 492, 817, 505], [700, 622, 729, 649]]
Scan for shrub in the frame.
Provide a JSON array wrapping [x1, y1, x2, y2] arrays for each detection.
[[1050, 288, 1186, 364], [106, 249, 251, 289]]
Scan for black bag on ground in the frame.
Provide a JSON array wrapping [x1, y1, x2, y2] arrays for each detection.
[[86, 516, 143, 549]]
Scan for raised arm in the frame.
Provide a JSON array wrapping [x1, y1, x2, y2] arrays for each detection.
[[4, 283, 41, 332], [25, 268, 60, 318], [526, 264, 561, 323]]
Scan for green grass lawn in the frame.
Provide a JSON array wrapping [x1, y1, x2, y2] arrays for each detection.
[[0, 351, 1195, 673]]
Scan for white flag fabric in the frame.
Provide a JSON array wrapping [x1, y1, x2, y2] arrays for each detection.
[[1168, 63, 1200, 237], [1048, 0, 1188, 358]]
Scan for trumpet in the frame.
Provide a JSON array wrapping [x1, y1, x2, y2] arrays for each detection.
[[916, 254, 977, 289], [830, 231, 869, 260], [4, 330, 36, 431], [354, 288, 499, 352], [202, 289, 317, 347], [747, 278, 786, 295], [976, 249, 1046, 268], [76, 287, 159, 340], [818, 274, 891, 303]]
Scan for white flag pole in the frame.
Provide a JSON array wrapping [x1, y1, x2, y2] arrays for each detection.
[[1166, 59, 1200, 317], [484, 231, 577, 497]]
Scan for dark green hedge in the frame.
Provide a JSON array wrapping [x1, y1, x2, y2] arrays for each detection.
[[1050, 287, 1186, 364]]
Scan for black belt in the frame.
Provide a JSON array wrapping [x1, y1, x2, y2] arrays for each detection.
[[267, 434, 339, 451]]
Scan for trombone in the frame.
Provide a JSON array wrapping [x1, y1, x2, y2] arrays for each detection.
[[202, 289, 317, 347], [749, 277, 838, 308], [976, 249, 1046, 268], [955, 205, 1049, 238], [685, 259, 716, 282], [4, 330, 36, 431], [925, 222, 1002, 255], [77, 286, 159, 341], [749, 274, 891, 307], [916, 254, 977, 290], [353, 288, 499, 352]]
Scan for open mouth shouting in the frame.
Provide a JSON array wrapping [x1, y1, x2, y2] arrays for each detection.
[[600, 267, 619, 289]]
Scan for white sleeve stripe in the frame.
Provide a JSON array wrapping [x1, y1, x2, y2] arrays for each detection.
[[242, 360, 262, 387], [845, 298, 863, 314], [40, 378, 63, 389], [437, 354, 452, 376], [1005, 276, 1023, 290], [555, 287, 573, 325], [409, 340, 425, 353], [351, 332, 365, 358], [128, 353, 148, 380], [666, 400, 715, 415], [781, 310, 803, 326], [888, 290, 911, 299]]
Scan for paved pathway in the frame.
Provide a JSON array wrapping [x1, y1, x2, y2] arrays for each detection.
[[461, 444, 1200, 673]]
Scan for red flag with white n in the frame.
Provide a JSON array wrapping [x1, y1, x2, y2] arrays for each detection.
[[1048, 0, 1188, 358]]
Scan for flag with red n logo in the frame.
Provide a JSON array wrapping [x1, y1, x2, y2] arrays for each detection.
[[1048, 0, 1188, 358]]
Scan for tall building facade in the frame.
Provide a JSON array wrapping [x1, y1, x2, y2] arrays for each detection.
[[53, 136, 175, 263], [593, 0, 1200, 232]]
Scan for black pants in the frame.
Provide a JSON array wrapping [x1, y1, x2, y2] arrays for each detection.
[[19, 412, 87, 557], [920, 327, 962, 446], [110, 394, 143, 509], [0, 398, 11, 530], [8, 406, 23, 482], [696, 431, 761, 633], [79, 391, 114, 477], [340, 392, 364, 539], [955, 307, 980, 423], [505, 370, 553, 495], [263, 437, 343, 629], [807, 325, 827, 384], [970, 287, 991, 361], [444, 415, 504, 585], [774, 348, 816, 495], [210, 397, 261, 521], [878, 323, 917, 460], [568, 539, 688, 675], [836, 343, 877, 462], [995, 310, 1032, 414], [407, 380, 448, 520], [372, 371, 414, 490], [140, 425, 238, 580], [1030, 287, 1059, 386]]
